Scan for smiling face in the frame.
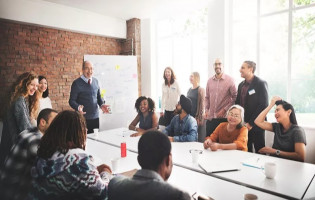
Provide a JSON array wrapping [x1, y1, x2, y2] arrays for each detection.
[[139, 99, 149, 113], [227, 108, 242, 127], [213, 59, 223, 75], [83, 61, 93, 79], [27, 78, 38, 96], [275, 104, 291, 124], [38, 78, 48, 93], [164, 69, 172, 80]]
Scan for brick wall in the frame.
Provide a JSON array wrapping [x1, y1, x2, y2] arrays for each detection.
[[0, 19, 129, 118]]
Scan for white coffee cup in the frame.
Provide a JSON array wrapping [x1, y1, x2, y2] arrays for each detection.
[[190, 149, 202, 164], [93, 128, 99, 136], [244, 193, 258, 200], [111, 158, 120, 174], [262, 161, 277, 179]]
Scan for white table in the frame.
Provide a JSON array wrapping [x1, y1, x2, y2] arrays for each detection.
[[86, 138, 286, 200], [303, 175, 315, 199], [88, 128, 315, 199], [171, 142, 315, 200], [85, 138, 140, 173]]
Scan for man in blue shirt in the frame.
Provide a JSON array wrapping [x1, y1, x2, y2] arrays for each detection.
[[163, 95, 198, 142], [69, 61, 109, 133]]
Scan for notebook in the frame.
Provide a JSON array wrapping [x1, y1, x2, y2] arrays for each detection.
[[198, 158, 241, 173]]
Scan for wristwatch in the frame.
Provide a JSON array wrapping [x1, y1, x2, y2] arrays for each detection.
[[275, 149, 280, 156]]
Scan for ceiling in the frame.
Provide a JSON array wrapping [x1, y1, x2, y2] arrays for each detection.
[[43, 0, 209, 20]]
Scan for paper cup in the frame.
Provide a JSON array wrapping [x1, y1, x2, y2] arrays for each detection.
[[111, 158, 120, 174]]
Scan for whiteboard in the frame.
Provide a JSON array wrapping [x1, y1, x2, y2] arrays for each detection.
[[84, 55, 138, 131]]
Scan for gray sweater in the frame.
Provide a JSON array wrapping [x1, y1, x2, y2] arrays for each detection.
[[69, 77, 104, 120], [0, 96, 32, 168]]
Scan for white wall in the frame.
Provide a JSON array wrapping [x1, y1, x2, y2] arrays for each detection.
[[207, 0, 227, 77], [141, 19, 154, 97], [0, 0, 126, 39]]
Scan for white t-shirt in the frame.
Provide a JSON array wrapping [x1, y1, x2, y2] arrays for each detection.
[[39, 97, 52, 112], [161, 80, 181, 111]]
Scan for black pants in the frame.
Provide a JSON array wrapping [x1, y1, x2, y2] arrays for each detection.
[[164, 110, 175, 127], [206, 118, 227, 137], [248, 127, 265, 153], [86, 118, 100, 134]]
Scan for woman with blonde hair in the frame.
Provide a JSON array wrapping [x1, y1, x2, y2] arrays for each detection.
[[187, 72, 205, 142], [204, 105, 248, 151], [0, 72, 39, 168]]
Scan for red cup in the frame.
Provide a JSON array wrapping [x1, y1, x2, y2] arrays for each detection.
[[121, 142, 126, 157]]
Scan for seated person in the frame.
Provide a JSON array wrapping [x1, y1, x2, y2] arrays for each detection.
[[254, 96, 306, 162], [0, 108, 58, 200], [129, 96, 158, 137], [204, 105, 248, 151], [163, 95, 198, 142], [108, 131, 191, 200], [27, 110, 112, 200]]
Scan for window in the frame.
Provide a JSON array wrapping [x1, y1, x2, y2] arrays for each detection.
[[230, 0, 315, 126], [155, 8, 208, 110]]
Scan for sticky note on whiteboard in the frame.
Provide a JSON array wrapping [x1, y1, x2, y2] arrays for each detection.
[[115, 65, 120, 70], [101, 89, 106, 98]]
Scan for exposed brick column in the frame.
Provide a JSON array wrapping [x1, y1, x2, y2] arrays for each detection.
[[121, 18, 141, 96]]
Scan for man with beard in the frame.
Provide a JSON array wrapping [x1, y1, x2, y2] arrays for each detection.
[[236, 61, 268, 153], [163, 95, 198, 142], [204, 58, 237, 137]]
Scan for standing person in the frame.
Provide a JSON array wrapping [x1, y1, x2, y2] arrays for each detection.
[[0, 72, 39, 169], [163, 95, 198, 142], [187, 72, 206, 142], [27, 110, 112, 200], [108, 131, 191, 200], [204, 105, 248, 152], [161, 67, 181, 126], [69, 60, 109, 133], [236, 61, 268, 153], [129, 96, 158, 137], [255, 96, 306, 162], [0, 108, 58, 200], [204, 58, 237, 137], [38, 75, 52, 111]]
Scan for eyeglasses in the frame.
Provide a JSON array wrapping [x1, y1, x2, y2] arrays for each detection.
[[228, 112, 240, 118], [214, 63, 222, 66]]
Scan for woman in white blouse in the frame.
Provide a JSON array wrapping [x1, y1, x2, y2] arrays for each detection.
[[38, 75, 52, 111], [161, 67, 181, 126]]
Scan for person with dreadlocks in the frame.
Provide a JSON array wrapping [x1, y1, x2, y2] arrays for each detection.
[[27, 110, 112, 200]]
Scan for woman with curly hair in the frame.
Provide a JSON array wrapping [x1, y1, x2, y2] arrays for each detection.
[[129, 96, 158, 137], [0, 72, 39, 168]]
